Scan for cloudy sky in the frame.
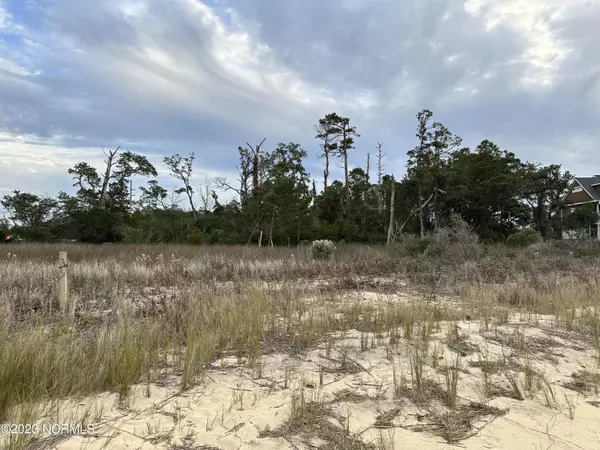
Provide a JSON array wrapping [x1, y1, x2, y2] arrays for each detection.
[[1, 0, 599, 204]]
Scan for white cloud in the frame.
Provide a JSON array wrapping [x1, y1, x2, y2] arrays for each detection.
[[0, 0, 599, 200], [464, 0, 573, 87], [0, 132, 240, 208]]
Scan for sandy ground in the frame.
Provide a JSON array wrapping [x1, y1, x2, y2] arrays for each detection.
[[12, 291, 600, 450]]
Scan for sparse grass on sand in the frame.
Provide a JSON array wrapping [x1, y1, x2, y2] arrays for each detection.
[[1, 239, 600, 449]]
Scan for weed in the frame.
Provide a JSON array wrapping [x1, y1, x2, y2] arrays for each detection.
[[444, 357, 461, 409]]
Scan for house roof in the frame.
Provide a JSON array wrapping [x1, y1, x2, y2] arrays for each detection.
[[575, 176, 600, 201]]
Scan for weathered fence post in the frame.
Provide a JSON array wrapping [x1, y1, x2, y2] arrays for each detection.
[[259, 230, 263, 248], [58, 251, 70, 317]]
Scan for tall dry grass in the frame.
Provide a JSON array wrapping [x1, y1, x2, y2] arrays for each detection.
[[1, 237, 599, 431]]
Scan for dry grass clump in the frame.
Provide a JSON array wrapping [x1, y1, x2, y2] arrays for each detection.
[[332, 389, 373, 404], [260, 388, 374, 449], [562, 370, 600, 394], [373, 408, 402, 428], [425, 402, 507, 443], [445, 324, 478, 356]]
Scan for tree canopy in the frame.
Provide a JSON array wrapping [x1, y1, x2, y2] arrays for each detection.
[[0, 109, 582, 245]]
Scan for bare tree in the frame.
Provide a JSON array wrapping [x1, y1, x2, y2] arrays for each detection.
[[376, 142, 386, 213], [99, 147, 120, 207], [215, 138, 267, 203], [377, 142, 385, 186], [396, 186, 447, 237], [247, 138, 267, 196], [198, 176, 215, 213]]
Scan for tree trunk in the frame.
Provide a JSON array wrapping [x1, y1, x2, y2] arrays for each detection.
[[186, 189, 198, 221], [386, 176, 396, 246], [252, 151, 260, 196], [432, 178, 439, 233], [268, 207, 276, 247], [418, 182, 424, 238], [323, 151, 329, 190], [99, 148, 119, 207], [249, 138, 266, 197], [344, 151, 349, 214]]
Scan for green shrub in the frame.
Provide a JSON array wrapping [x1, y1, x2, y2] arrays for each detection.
[[506, 229, 542, 248], [186, 229, 204, 245], [311, 239, 336, 260]]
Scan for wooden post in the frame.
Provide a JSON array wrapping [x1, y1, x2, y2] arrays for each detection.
[[58, 252, 69, 316], [258, 230, 263, 248]]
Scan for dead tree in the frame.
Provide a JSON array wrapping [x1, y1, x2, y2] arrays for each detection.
[[395, 187, 447, 238], [246, 138, 267, 196], [99, 147, 120, 207], [386, 175, 396, 247], [376, 143, 385, 213], [215, 138, 266, 204], [199, 176, 215, 213], [377, 143, 385, 185]]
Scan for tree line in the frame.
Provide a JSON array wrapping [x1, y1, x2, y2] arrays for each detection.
[[0, 109, 591, 245]]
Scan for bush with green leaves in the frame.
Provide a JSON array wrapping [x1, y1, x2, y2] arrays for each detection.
[[506, 229, 542, 248], [311, 239, 336, 260], [186, 229, 204, 245]]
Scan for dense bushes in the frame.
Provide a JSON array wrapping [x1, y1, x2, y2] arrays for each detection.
[[506, 229, 543, 248]]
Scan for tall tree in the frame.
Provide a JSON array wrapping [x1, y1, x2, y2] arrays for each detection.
[[258, 142, 312, 245], [99, 147, 120, 207], [523, 164, 573, 239], [248, 138, 267, 196], [407, 110, 433, 236], [67, 162, 101, 207], [164, 153, 197, 220], [199, 176, 216, 213], [429, 121, 462, 230], [336, 115, 360, 214], [446, 141, 529, 239], [69, 149, 157, 211], [109, 151, 157, 211], [315, 113, 343, 190], [216, 139, 267, 204], [376, 142, 386, 213], [139, 180, 173, 210]]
